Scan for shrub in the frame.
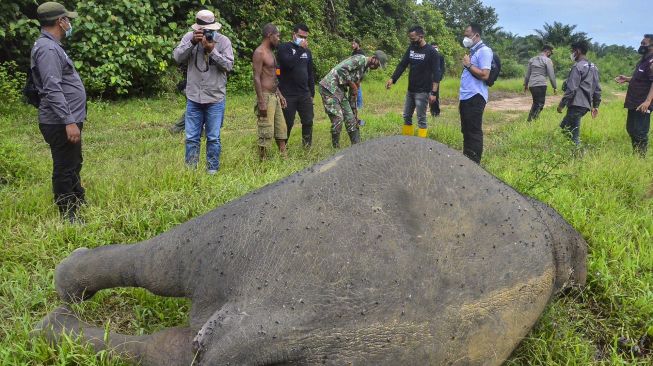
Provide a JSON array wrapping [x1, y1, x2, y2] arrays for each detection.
[[0, 61, 25, 105]]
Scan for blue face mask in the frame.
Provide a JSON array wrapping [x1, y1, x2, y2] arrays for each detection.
[[294, 37, 304, 46], [61, 19, 73, 38]]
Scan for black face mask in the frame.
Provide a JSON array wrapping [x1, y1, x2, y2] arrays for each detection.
[[638, 45, 652, 55], [411, 39, 422, 47]]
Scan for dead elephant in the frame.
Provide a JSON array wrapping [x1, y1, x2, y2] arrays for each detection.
[[36, 136, 587, 365]]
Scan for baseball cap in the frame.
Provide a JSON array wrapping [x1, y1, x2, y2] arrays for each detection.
[[37, 2, 78, 21]]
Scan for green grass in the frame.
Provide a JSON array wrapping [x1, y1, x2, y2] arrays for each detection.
[[1, 78, 652, 364]]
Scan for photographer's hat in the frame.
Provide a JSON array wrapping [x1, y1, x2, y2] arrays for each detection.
[[192, 10, 222, 31], [37, 1, 78, 21]]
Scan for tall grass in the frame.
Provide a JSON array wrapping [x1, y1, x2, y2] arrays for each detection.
[[0, 78, 651, 364]]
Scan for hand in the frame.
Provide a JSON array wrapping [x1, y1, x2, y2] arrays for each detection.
[[557, 105, 564, 114], [385, 79, 393, 89], [300, 39, 309, 49], [462, 54, 471, 68], [636, 100, 652, 113], [523, 85, 528, 92], [428, 94, 437, 104], [202, 37, 215, 53], [258, 106, 267, 118], [191, 30, 204, 45], [591, 108, 599, 119], [65, 123, 81, 144], [279, 95, 287, 109], [614, 75, 628, 84]]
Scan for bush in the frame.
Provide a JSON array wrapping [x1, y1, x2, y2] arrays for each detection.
[[0, 61, 25, 104]]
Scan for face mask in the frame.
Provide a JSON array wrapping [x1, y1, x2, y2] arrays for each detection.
[[411, 39, 421, 47], [570, 52, 576, 62], [294, 37, 304, 46], [638, 45, 651, 55], [462, 37, 474, 48], [61, 19, 73, 38]]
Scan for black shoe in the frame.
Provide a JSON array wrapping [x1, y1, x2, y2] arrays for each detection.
[[302, 125, 313, 148], [348, 129, 360, 144], [331, 133, 340, 148]]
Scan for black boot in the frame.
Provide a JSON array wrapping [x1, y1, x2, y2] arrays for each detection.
[[348, 129, 360, 144], [301, 124, 313, 148], [331, 132, 340, 148]]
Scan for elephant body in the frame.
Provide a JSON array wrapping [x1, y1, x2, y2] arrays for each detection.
[[38, 136, 587, 365]]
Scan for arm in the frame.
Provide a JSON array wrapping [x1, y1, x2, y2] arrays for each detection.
[[390, 49, 410, 84], [277, 43, 301, 70], [36, 48, 74, 124], [523, 60, 532, 89], [559, 65, 581, 109], [209, 36, 234, 72], [431, 49, 440, 91], [464, 48, 491, 80], [308, 51, 315, 98], [592, 69, 602, 109], [546, 58, 557, 90], [636, 81, 653, 113], [173, 32, 195, 65]]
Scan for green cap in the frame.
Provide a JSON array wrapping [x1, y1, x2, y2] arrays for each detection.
[[373, 50, 388, 68], [37, 2, 78, 21]]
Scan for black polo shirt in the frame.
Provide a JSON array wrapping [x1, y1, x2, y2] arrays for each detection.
[[625, 53, 653, 111]]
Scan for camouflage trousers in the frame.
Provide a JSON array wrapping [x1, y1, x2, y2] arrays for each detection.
[[319, 85, 358, 135]]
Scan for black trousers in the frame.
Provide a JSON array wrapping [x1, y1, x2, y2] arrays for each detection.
[[528, 86, 547, 121], [282, 93, 314, 145], [626, 108, 651, 156], [429, 89, 441, 116], [459, 94, 487, 163], [39, 123, 85, 214]]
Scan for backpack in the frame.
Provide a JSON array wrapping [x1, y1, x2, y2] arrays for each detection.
[[23, 68, 41, 108], [486, 52, 501, 87]]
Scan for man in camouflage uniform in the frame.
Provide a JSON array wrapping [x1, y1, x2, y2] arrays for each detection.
[[319, 51, 387, 148]]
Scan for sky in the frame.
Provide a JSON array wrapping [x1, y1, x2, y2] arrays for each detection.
[[483, 0, 649, 47]]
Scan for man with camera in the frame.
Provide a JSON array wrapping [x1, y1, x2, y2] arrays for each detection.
[[31, 1, 87, 223], [173, 10, 234, 174]]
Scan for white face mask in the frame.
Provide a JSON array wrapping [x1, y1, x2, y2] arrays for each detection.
[[462, 37, 474, 48], [570, 52, 576, 62]]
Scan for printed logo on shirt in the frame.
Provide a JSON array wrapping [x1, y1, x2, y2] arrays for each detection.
[[292, 49, 296, 55], [300, 53, 308, 59], [409, 50, 425, 61]]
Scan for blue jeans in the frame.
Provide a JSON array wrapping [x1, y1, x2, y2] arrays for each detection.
[[403, 92, 429, 129], [185, 99, 225, 171], [356, 86, 363, 109]]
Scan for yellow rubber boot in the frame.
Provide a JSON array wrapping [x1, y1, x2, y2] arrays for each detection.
[[417, 128, 428, 138], [402, 124, 414, 136]]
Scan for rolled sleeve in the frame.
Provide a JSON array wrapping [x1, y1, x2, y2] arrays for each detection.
[[36, 48, 74, 124], [173, 32, 194, 65], [209, 38, 234, 72]]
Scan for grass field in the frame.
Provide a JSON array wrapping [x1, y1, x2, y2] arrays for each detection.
[[1, 77, 652, 365]]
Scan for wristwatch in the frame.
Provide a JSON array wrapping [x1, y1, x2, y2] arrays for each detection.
[[430, 91, 438, 96]]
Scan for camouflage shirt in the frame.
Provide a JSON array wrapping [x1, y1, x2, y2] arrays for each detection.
[[319, 55, 367, 94]]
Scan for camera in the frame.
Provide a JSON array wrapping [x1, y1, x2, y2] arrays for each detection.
[[203, 29, 216, 42]]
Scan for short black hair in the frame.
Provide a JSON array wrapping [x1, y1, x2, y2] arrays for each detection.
[[571, 40, 589, 55], [408, 25, 425, 36], [262, 23, 278, 38], [293, 23, 309, 33], [352, 38, 361, 45], [39, 18, 58, 27], [542, 44, 554, 52], [468, 23, 482, 37], [645, 34, 653, 42]]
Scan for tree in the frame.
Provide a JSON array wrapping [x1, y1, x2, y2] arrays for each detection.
[[534, 22, 591, 47], [428, 0, 499, 35]]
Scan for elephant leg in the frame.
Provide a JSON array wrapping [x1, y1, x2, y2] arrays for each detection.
[[34, 306, 197, 366], [55, 242, 191, 303]]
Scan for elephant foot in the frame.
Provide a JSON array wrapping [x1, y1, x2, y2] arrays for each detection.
[[55, 247, 96, 302]]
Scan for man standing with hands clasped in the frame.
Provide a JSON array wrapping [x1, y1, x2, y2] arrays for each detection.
[[615, 34, 653, 157], [31, 1, 87, 223], [173, 9, 234, 174], [459, 23, 493, 164], [386, 26, 440, 138]]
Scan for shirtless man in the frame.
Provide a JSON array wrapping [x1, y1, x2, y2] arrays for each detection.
[[253, 23, 287, 160]]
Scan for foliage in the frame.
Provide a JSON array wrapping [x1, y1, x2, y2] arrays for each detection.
[[428, 0, 499, 35], [0, 61, 26, 104], [534, 21, 591, 47]]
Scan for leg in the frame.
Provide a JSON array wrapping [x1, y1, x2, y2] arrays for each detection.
[[627, 109, 650, 157], [415, 92, 429, 137], [38, 123, 84, 221], [321, 86, 345, 148], [282, 95, 298, 142], [531, 86, 547, 120], [185, 100, 203, 168], [205, 100, 225, 172], [170, 111, 186, 133], [340, 97, 360, 144], [256, 95, 274, 160], [35, 306, 196, 366], [459, 94, 486, 163], [272, 94, 288, 156], [559, 106, 588, 145], [527, 87, 537, 121], [402, 92, 416, 135], [297, 93, 315, 147]]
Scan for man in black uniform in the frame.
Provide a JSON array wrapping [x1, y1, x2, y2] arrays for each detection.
[[429, 42, 445, 117], [277, 23, 315, 147], [386, 26, 440, 138]]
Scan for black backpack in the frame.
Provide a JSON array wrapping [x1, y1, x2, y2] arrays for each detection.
[[23, 68, 40, 108], [486, 52, 501, 87]]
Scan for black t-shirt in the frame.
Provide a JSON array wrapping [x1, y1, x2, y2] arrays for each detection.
[[391, 44, 441, 93], [625, 54, 653, 110], [277, 42, 315, 97]]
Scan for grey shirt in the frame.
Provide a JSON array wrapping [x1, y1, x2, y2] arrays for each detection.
[[560, 58, 602, 110], [524, 54, 557, 89], [30, 30, 87, 125], [173, 31, 234, 104]]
